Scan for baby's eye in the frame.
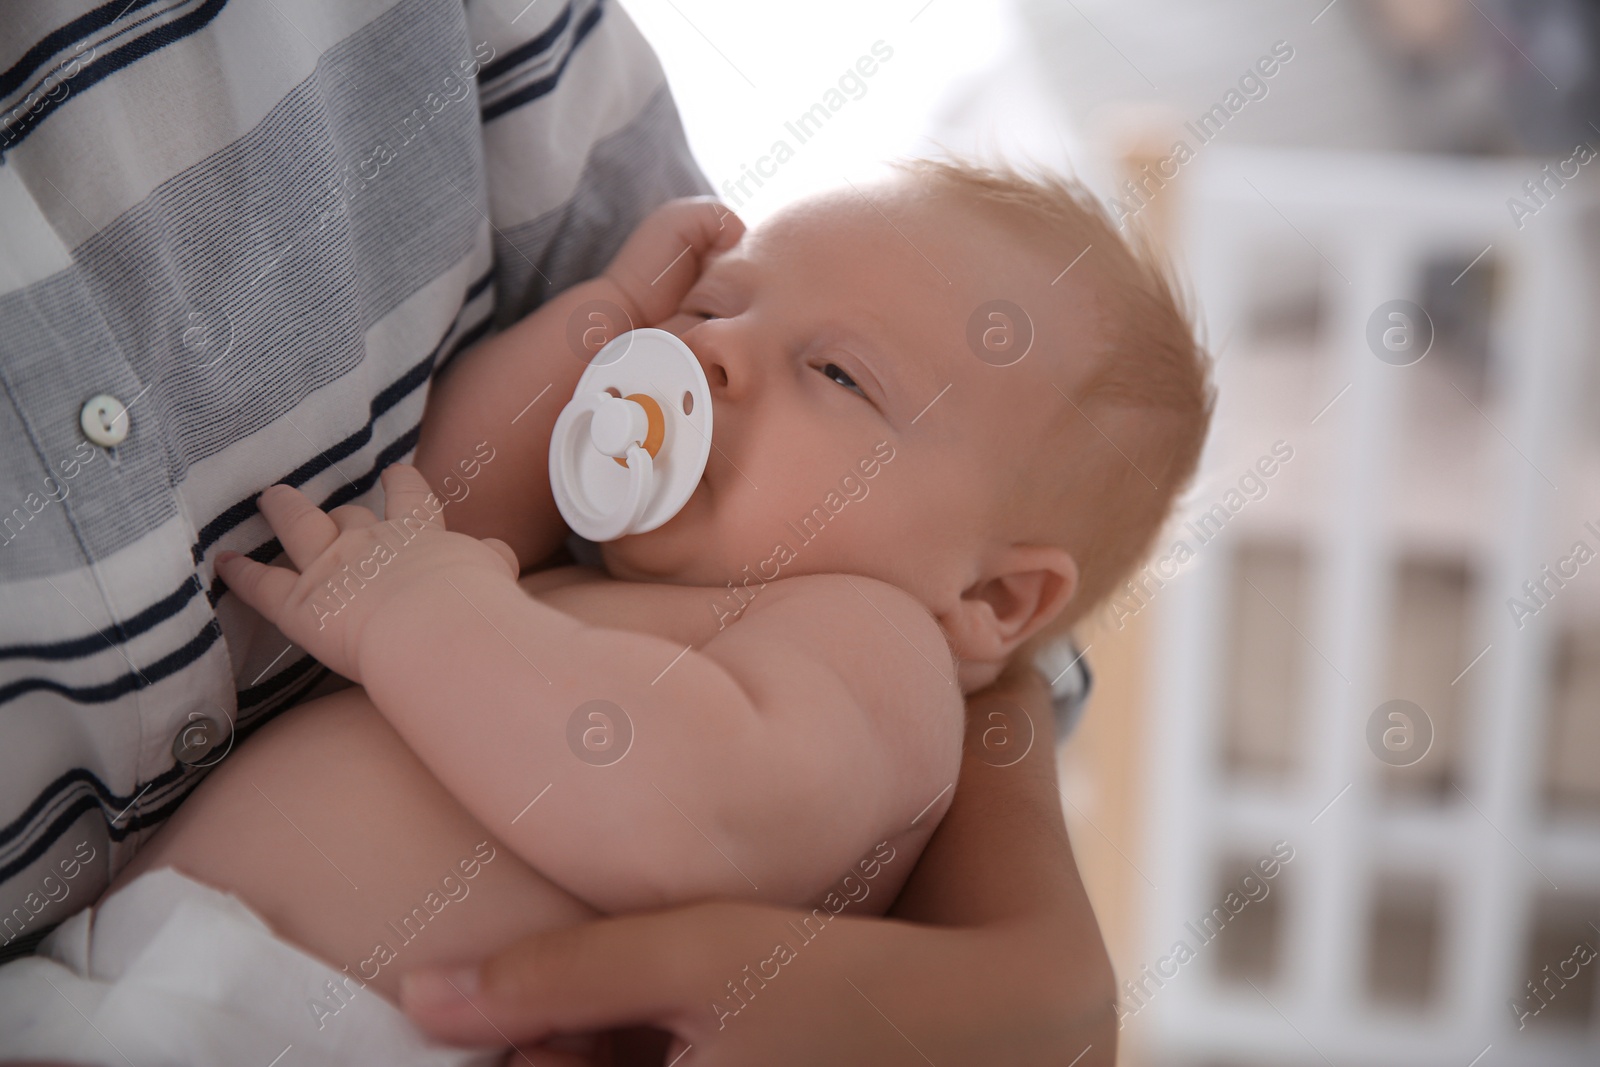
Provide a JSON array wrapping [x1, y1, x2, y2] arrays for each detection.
[[821, 362, 865, 398]]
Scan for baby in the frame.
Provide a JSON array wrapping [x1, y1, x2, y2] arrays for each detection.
[[0, 160, 1211, 1065]]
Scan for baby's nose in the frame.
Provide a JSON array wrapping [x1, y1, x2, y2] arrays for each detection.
[[704, 357, 730, 390], [684, 324, 744, 399]]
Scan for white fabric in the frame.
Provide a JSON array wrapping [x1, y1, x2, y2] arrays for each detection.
[[0, 868, 506, 1067]]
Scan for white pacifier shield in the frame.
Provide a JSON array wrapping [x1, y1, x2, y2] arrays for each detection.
[[549, 328, 713, 542]]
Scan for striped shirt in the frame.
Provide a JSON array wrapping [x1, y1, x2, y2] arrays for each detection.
[[0, 0, 708, 959]]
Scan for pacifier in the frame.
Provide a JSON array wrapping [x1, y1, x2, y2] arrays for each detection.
[[549, 328, 713, 542]]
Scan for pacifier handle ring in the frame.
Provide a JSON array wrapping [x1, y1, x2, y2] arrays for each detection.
[[550, 393, 657, 541]]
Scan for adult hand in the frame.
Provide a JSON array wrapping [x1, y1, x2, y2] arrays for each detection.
[[399, 661, 1117, 1065]]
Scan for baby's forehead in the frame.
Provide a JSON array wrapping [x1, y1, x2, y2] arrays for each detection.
[[742, 184, 1072, 297], [719, 182, 1114, 373], [751, 181, 962, 244]]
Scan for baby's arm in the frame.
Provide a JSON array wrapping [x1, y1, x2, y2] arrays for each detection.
[[217, 468, 963, 913], [413, 198, 742, 570]]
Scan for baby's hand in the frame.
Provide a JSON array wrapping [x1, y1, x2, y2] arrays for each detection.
[[216, 465, 519, 685], [604, 196, 744, 327]]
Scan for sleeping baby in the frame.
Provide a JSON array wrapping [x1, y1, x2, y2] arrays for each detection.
[[0, 158, 1211, 1065]]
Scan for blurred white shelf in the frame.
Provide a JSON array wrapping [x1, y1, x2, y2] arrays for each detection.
[[1138, 144, 1600, 1067]]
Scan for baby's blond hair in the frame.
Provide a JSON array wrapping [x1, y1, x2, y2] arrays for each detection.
[[896, 157, 1215, 642]]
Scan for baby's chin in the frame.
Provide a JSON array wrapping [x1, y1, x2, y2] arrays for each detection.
[[598, 527, 721, 586], [593, 476, 720, 582]]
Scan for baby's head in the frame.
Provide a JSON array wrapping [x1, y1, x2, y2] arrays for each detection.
[[601, 159, 1213, 690]]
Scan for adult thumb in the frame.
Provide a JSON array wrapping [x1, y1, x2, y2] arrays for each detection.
[[400, 906, 738, 1046]]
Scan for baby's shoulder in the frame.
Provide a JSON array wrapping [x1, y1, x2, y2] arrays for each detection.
[[756, 571, 936, 636], [748, 572, 960, 713]]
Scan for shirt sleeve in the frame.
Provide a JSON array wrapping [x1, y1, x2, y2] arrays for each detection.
[[466, 0, 711, 324]]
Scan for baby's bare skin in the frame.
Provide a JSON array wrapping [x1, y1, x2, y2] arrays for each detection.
[[113, 566, 927, 1008], [124, 176, 1096, 1042]]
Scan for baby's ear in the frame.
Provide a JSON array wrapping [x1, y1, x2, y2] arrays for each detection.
[[945, 545, 1078, 665]]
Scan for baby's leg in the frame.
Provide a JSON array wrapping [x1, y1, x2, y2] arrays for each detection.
[[114, 686, 596, 1003]]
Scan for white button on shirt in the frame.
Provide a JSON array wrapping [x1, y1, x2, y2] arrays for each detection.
[[171, 716, 229, 768], [79, 394, 129, 447]]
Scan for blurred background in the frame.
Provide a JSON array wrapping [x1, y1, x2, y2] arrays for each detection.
[[621, 1, 1600, 1064]]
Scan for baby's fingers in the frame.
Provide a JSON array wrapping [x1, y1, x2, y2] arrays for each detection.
[[608, 198, 744, 326], [215, 551, 300, 625], [381, 464, 447, 531], [327, 504, 379, 531], [257, 484, 339, 570], [666, 196, 744, 252]]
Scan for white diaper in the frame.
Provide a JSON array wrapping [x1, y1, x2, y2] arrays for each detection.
[[0, 867, 506, 1067]]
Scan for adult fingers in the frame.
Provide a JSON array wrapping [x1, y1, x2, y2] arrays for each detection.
[[401, 905, 998, 1067], [255, 484, 338, 571], [380, 463, 447, 531], [401, 903, 756, 1045]]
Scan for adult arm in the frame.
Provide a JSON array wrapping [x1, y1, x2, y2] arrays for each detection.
[[399, 660, 1119, 1066]]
